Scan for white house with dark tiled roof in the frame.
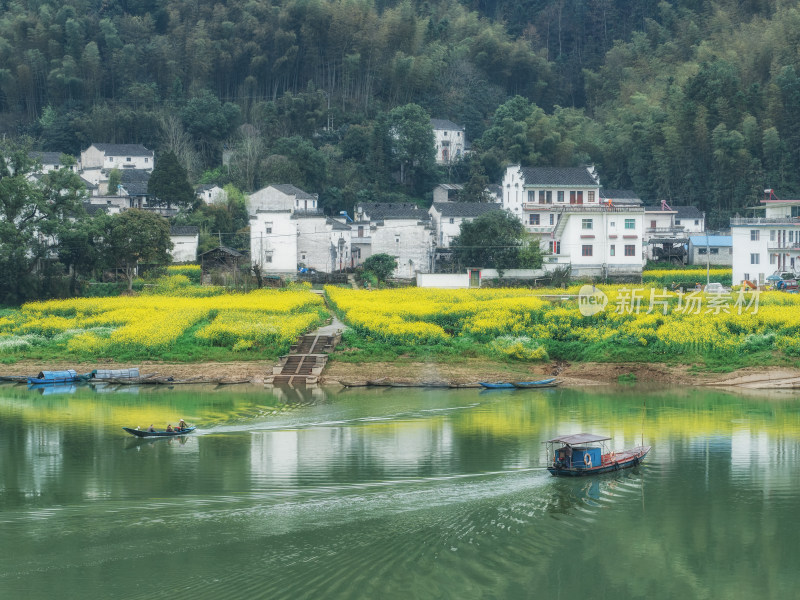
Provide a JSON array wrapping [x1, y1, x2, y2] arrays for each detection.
[[28, 151, 78, 174], [169, 226, 199, 263], [428, 202, 503, 248], [431, 119, 466, 164], [501, 165, 644, 278], [79, 143, 154, 194], [353, 202, 436, 277]]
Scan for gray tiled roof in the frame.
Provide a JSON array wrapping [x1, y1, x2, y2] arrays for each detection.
[[170, 226, 199, 235], [675, 206, 704, 219], [358, 202, 430, 220], [91, 143, 153, 157], [271, 184, 316, 200], [82, 202, 108, 215], [29, 151, 67, 165], [431, 118, 462, 131], [431, 202, 502, 217], [118, 169, 151, 196], [518, 166, 598, 186]]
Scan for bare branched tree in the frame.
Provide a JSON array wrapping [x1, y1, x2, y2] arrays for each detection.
[[158, 113, 201, 179]]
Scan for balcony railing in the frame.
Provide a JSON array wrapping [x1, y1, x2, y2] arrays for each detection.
[[767, 241, 800, 251], [525, 225, 556, 234], [351, 236, 372, 244], [646, 227, 685, 233], [731, 217, 800, 226]]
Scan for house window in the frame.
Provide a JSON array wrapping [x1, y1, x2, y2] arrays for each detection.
[[610, 245, 615, 256], [557, 191, 564, 202], [771, 254, 777, 264], [265, 256, 272, 263], [675, 219, 682, 225], [395, 237, 400, 244], [698, 248, 708, 255], [449, 218, 455, 224], [550, 241, 561, 254], [529, 214, 540, 225], [751, 253, 760, 264], [750, 230, 759, 241], [582, 245, 593, 256], [710, 248, 719, 255], [770, 230, 776, 241], [581, 218, 593, 230], [610, 221, 616, 228], [145, 158, 149, 163], [549, 214, 554, 225], [650, 220, 657, 229], [625, 245, 635, 256], [694, 219, 699, 225], [528, 191, 535, 203], [301, 253, 306, 261], [791, 231, 795, 242], [588, 191, 595, 203], [624, 219, 635, 230], [107, 156, 114, 162], [576, 191, 583, 204], [126, 157, 132, 162], [545, 191, 552, 203], [744, 273, 750, 281]]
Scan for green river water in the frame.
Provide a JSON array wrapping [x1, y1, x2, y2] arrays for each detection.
[[0, 381, 798, 599]]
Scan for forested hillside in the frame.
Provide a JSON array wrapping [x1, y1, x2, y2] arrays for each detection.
[[2, 0, 800, 225]]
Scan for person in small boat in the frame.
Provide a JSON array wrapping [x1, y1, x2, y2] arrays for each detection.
[[166, 424, 174, 432], [147, 424, 156, 432], [178, 419, 187, 430]]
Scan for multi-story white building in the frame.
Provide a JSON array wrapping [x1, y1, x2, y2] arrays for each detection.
[[643, 202, 705, 262], [295, 214, 353, 273], [250, 210, 298, 274], [431, 119, 466, 164], [28, 151, 78, 174], [353, 203, 436, 278], [79, 144, 154, 193], [731, 193, 800, 285], [501, 165, 644, 278]]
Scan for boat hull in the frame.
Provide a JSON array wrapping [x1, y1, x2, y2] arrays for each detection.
[[480, 378, 556, 389], [547, 446, 650, 476], [123, 427, 196, 438]]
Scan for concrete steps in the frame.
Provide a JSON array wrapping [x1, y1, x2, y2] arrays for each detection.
[[266, 333, 341, 386]]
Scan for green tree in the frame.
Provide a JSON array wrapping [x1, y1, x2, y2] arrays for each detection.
[[362, 253, 397, 282], [451, 211, 541, 271], [387, 104, 437, 194], [101, 209, 173, 290], [0, 144, 87, 304], [107, 168, 122, 195], [147, 151, 196, 210]]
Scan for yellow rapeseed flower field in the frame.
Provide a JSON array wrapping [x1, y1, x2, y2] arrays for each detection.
[[325, 285, 800, 359], [1, 289, 326, 358]]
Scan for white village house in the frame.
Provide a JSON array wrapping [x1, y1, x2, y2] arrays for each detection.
[[731, 192, 800, 285], [353, 203, 436, 278], [196, 184, 227, 205], [643, 201, 706, 262], [79, 144, 154, 194], [431, 119, 466, 164], [501, 165, 644, 278], [169, 226, 200, 263], [249, 184, 354, 274], [428, 202, 502, 248]]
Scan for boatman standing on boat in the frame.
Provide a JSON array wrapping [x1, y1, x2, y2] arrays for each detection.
[[178, 419, 188, 430], [148, 424, 156, 432]]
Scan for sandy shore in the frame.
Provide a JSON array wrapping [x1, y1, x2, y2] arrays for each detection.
[[4, 358, 800, 389]]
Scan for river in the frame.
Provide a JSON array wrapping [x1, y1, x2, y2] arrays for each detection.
[[0, 381, 798, 599]]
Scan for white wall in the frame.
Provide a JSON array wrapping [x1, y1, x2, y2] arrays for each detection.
[[250, 211, 297, 273], [296, 217, 352, 273], [560, 211, 643, 276], [370, 219, 435, 277], [417, 273, 470, 288], [170, 235, 198, 263]]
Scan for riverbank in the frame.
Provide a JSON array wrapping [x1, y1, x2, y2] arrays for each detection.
[[3, 358, 800, 389]]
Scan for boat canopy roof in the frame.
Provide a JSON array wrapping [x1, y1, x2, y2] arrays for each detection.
[[544, 433, 612, 445]]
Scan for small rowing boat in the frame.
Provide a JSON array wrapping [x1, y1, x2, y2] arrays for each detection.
[[27, 370, 89, 384], [479, 377, 556, 389], [123, 426, 196, 438], [544, 433, 650, 476]]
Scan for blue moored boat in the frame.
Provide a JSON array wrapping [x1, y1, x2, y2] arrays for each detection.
[[27, 370, 86, 384], [480, 377, 556, 389], [544, 433, 650, 476]]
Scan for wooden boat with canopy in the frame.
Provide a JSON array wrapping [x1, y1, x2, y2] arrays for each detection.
[[544, 433, 650, 476]]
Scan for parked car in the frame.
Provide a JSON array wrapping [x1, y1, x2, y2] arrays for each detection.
[[704, 282, 730, 294]]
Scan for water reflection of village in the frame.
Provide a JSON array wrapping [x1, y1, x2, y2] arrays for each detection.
[[1, 383, 798, 506]]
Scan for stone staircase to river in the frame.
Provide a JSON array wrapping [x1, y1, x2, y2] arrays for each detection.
[[266, 332, 342, 386]]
